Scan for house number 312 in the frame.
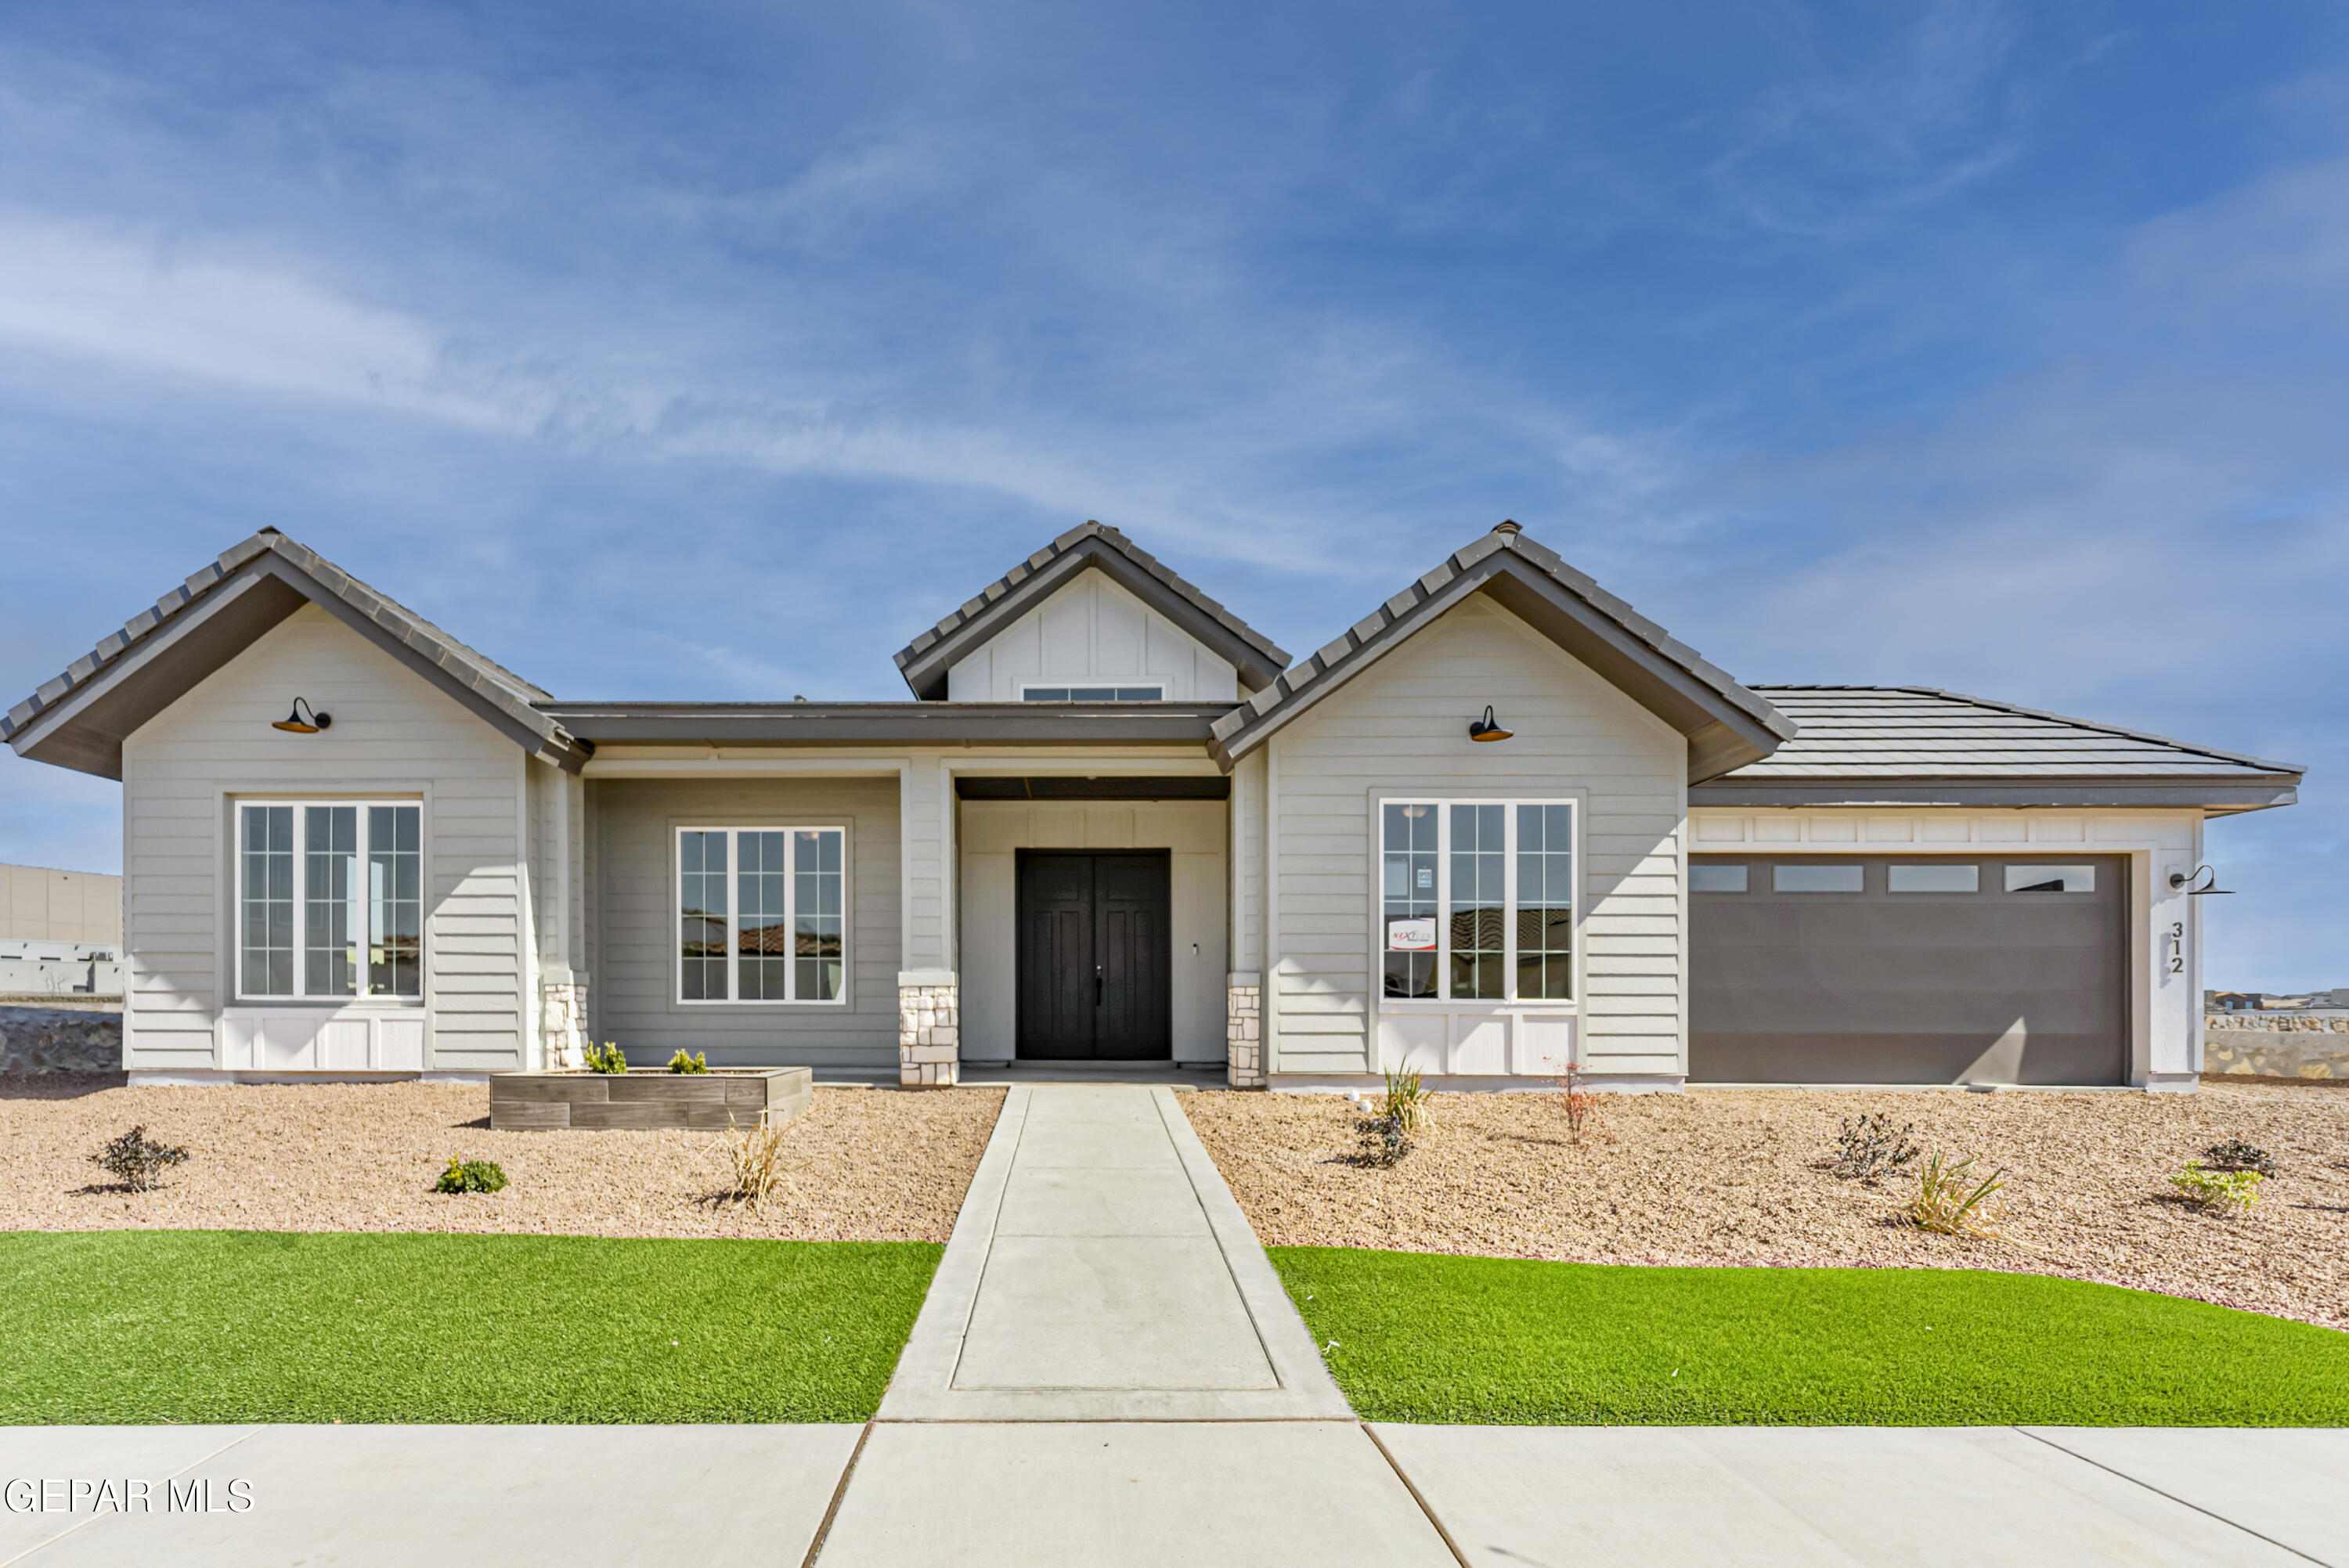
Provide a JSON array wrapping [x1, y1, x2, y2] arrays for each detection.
[[2167, 922, 2185, 975]]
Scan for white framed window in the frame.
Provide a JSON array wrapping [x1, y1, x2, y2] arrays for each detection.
[[1019, 683, 1164, 701], [236, 801, 422, 1002], [1380, 799, 1576, 1004], [677, 827, 848, 1004]]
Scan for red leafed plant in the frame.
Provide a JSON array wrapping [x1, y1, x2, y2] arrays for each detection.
[[1553, 1057, 1608, 1144]]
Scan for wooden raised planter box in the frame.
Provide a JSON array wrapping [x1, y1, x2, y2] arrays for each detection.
[[489, 1067, 813, 1131]]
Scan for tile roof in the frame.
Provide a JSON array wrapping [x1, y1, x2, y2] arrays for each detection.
[[1721, 687, 2302, 781], [2, 530, 582, 770], [892, 521, 1290, 698], [1209, 524, 1793, 772]]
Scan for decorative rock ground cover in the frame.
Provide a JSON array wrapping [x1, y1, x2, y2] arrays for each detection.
[[0, 1078, 1003, 1242], [1185, 1079, 2349, 1329]]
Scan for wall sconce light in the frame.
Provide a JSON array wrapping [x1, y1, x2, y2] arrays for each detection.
[[1468, 705, 1514, 743], [2168, 865, 2232, 896], [271, 697, 333, 734]]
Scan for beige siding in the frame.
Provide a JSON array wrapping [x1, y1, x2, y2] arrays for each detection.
[[1265, 594, 1687, 1078], [119, 602, 529, 1071], [945, 571, 1239, 701], [959, 800, 1229, 1062], [0, 863, 123, 943], [591, 776, 900, 1069]]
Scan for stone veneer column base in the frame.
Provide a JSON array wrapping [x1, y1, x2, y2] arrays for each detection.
[[1226, 973, 1264, 1088], [900, 974, 960, 1087], [540, 976, 588, 1072]]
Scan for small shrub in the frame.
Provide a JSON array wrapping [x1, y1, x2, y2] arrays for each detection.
[[1380, 1066, 1434, 1136], [91, 1126, 189, 1191], [1832, 1113, 1921, 1180], [2171, 1159, 2262, 1213], [1910, 1149, 2006, 1237], [713, 1119, 796, 1209], [667, 1050, 709, 1074], [2201, 1138, 2279, 1177], [582, 1041, 629, 1074], [1354, 1113, 1413, 1167], [434, 1156, 507, 1195], [1551, 1058, 1607, 1144]]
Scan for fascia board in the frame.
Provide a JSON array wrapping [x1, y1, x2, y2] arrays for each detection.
[[1687, 780, 2301, 810], [5, 568, 301, 779], [539, 702, 1227, 747]]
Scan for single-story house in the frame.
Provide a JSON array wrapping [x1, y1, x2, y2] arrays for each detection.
[[2, 522, 2301, 1092]]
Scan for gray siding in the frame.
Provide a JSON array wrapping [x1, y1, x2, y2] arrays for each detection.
[[1265, 594, 1687, 1077], [590, 776, 900, 1069], [118, 602, 529, 1071]]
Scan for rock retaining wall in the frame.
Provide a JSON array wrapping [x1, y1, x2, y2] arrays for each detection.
[[2205, 1013, 2349, 1080], [0, 1006, 123, 1075]]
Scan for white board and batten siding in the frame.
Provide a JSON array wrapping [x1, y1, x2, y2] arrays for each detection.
[[589, 776, 901, 1071], [119, 603, 530, 1075], [1260, 595, 1687, 1085], [944, 571, 1241, 701]]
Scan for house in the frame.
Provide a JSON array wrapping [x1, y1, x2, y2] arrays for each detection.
[[2, 522, 2304, 1092]]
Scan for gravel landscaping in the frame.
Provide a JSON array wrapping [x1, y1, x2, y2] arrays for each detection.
[[0, 1077, 1003, 1242], [1185, 1080, 2349, 1330]]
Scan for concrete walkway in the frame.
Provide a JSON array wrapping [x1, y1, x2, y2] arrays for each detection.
[[8, 1083, 2347, 1565], [876, 1083, 1349, 1422]]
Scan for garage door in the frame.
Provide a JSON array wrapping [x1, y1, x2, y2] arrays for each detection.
[[1690, 854, 2127, 1085]]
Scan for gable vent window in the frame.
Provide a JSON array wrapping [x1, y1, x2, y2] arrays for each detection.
[[1381, 798, 1575, 1003], [1021, 686, 1164, 701], [237, 802, 421, 1001], [677, 827, 847, 1004]]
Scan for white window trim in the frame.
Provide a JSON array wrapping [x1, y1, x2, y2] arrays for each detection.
[[233, 798, 424, 1006], [1016, 680, 1167, 701], [673, 825, 851, 1007], [1377, 796, 1579, 1011]]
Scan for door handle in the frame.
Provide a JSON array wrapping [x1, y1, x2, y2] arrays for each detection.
[[1095, 964, 1104, 1006]]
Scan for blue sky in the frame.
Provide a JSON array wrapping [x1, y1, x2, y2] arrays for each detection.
[[1, 1, 2344, 987]]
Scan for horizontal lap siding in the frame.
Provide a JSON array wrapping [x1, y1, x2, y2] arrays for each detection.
[[1268, 595, 1686, 1076], [120, 603, 527, 1070], [591, 777, 900, 1069]]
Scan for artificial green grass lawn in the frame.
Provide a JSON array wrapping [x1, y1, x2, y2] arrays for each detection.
[[0, 1230, 940, 1424], [1272, 1247, 2349, 1426]]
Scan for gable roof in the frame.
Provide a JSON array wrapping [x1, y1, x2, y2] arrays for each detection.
[[2, 530, 589, 779], [1691, 687, 2302, 812], [1207, 524, 1795, 782], [892, 521, 1291, 700]]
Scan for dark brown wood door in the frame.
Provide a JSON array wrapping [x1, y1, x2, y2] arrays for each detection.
[[1016, 851, 1171, 1060]]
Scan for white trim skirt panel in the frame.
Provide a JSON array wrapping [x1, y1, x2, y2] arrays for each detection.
[[1376, 1006, 1576, 1076], [220, 1008, 428, 1072]]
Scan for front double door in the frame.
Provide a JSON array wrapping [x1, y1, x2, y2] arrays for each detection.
[[1016, 851, 1172, 1060]]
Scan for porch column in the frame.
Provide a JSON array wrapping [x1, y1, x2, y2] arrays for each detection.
[[898, 756, 959, 1085]]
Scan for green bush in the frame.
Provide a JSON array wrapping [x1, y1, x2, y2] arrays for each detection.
[[667, 1050, 709, 1074], [2170, 1159, 2261, 1213], [435, 1156, 508, 1195], [582, 1041, 629, 1075]]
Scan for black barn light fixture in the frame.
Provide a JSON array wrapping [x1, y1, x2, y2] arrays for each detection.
[[270, 697, 333, 735], [1468, 705, 1514, 743], [2168, 864, 2233, 896]]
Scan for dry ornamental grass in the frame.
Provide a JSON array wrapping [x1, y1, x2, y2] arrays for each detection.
[[0, 1078, 1004, 1243], [1185, 1079, 2349, 1329]]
